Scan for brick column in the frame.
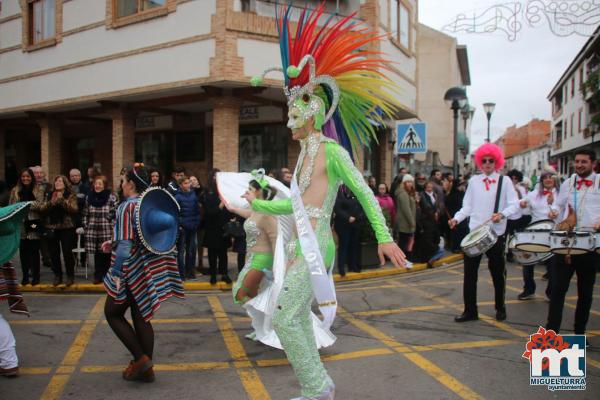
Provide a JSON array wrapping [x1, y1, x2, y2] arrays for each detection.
[[378, 130, 394, 186], [212, 97, 241, 171], [0, 127, 5, 181], [109, 109, 136, 187], [39, 118, 62, 180]]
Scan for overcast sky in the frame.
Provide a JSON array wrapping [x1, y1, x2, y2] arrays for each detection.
[[418, 0, 591, 151]]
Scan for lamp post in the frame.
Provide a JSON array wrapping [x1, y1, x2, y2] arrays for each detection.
[[444, 87, 468, 179], [483, 102, 496, 143]]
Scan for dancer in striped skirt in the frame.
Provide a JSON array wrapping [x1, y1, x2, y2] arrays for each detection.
[[102, 164, 183, 383]]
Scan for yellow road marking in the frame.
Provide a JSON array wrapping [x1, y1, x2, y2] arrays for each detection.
[[40, 297, 104, 400], [354, 304, 445, 316], [256, 347, 395, 367], [81, 361, 230, 373], [338, 307, 483, 400], [11, 320, 82, 325], [404, 352, 484, 400], [207, 296, 270, 400], [587, 356, 600, 370], [20, 367, 53, 375], [413, 339, 517, 352]]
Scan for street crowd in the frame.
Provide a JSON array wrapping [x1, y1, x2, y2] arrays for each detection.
[[1, 158, 599, 297]]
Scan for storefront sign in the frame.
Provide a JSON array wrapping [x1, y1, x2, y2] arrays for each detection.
[[240, 106, 260, 120], [136, 115, 173, 131]]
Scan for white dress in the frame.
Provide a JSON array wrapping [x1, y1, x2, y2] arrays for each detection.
[[216, 172, 336, 350]]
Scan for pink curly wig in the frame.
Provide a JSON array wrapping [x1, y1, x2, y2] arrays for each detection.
[[474, 143, 505, 171]]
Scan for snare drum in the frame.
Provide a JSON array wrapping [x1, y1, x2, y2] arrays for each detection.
[[461, 223, 498, 258], [509, 236, 552, 266], [514, 219, 554, 253], [549, 231, 596, 255]]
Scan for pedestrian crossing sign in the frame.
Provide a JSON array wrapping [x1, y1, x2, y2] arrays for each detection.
[[396, 122, 427, 154]]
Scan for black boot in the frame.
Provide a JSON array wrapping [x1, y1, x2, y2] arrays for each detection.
[[454, 312, 478, 322]]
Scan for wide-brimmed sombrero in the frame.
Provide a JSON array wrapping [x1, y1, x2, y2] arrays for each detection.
[[0, 202, 31, 265], [135, 187, 180, 255]]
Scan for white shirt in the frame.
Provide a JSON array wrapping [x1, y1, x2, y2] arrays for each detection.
[[525, 187, 558, 223], [454, 172, 520, 235], [517, 185, 531, 216], [425, 191, 436, 206], [551, 173, 600, 230]]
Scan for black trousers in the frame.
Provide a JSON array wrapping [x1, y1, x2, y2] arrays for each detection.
[[546, 252, 598, 334], [208, 248, 228, 277], [336, 224, 361, 274], [19, 239, 40, 284], [94, 252, 111, 282], [462, 235, 507, 315], [237, 252, 246, 273], [48, 228, 76, 279]]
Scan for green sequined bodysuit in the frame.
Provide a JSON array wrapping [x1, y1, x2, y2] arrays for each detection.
[[251, 134, 392, 397]]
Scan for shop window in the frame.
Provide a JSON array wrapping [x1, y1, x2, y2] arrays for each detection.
[[175, 131, 205, 162], [135, 132, 174, 176], [239, 125, 288, 173]]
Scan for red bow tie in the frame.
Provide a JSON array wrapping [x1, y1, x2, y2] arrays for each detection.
[[576, 178, 593, 190], [483, 177, 496, 191], [542, 189, 552, 196]]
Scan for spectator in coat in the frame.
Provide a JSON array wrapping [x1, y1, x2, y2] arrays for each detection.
[[375, 183, 396, 230], [69, 168, 89, 268], [445, 180, 469, 253], [175, 177, 201, 280], [367, 176, 377, 195], [81, 175, 117, 284], [394, 174, 417, 259], [334, 187, 365, 276], [200, 169, 233, 285], [189, 176, 206, 273], [40, 176, 79, 287], [413, 200, 442, 267], [390, 167, 408, 197], [9, 168, 45, 285]]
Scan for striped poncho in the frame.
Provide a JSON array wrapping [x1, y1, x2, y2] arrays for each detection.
[[0, 262, 29, 315], [103, 197, 184, 321]]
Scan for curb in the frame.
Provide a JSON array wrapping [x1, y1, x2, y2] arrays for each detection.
[[19, 253, 464, 293]]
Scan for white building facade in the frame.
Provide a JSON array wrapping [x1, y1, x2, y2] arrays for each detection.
[[506, 144, 552, 179], [0, 0, 419, 187], [548, 26, 600, 176]]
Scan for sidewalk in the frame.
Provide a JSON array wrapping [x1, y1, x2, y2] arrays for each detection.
[[14, 252, 464, 293]]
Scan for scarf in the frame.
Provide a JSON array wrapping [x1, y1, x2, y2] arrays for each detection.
[[18, 184, 35, 201], [87, 189, 111, 208]]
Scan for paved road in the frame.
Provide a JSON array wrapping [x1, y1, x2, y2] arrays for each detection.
[[3, 261, 599, 400]]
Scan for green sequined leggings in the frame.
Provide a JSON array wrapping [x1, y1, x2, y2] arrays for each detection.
[[273, 252, 334, 397]]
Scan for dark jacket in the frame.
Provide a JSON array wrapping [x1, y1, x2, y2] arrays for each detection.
[[413, 205, 441, 263], [175, 190, 201, 231], [334, 190, 364, 230], [167, 180, 180, 196], [200, 190, 233, 249]]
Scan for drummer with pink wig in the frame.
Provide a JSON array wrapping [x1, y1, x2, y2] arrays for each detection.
[[449, 143, 519, 323]]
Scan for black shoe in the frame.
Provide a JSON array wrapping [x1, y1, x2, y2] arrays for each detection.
[[496, 309, 507, 321], [209, 276, 217, 285], [454, 312, 478, 322], [21, 279, 30, 286], [31, 280, 39, 286], [221, 275, 232, 284], [541, 272, 549, 281], [518, 292, 535, 301], [53, 276, 63, 287]]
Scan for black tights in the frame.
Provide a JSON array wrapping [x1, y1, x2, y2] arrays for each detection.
[[104, 292, 154, 361]]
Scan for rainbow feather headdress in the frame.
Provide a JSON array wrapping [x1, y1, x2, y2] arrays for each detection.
[[250, 2, 403, 158]]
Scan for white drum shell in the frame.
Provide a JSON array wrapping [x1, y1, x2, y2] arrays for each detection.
[[509, 237, 552, 266], [550, 231, 596, 255], [461, 224, 498, 258], [514, 231, 551, 253]]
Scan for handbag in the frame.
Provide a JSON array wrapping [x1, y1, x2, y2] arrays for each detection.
[[223, 220, 245, 238]]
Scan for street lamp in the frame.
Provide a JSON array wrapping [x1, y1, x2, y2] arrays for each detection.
[[483, 102, 496, 143], [444, 87, 468, 178]]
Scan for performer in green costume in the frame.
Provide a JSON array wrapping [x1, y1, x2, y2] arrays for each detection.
[[245, 4, 408, 399]]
